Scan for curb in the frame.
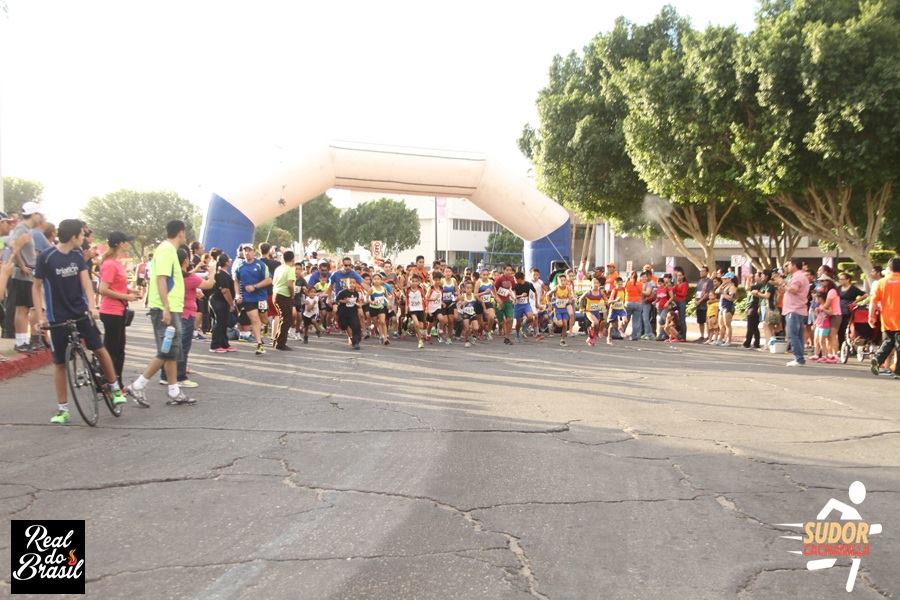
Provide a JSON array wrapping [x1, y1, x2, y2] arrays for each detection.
[[0, 349, 53, 381]]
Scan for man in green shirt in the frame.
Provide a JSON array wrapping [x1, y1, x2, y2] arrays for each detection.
[[271, 250, 296, 350], [125, 220, 196, 407]]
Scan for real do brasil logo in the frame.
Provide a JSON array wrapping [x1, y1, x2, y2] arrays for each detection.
[[10, 520, 85, 594], [776, 481, 882, 593]]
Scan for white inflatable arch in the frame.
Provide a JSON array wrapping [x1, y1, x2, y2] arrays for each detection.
[[201, 141, 571, 272]]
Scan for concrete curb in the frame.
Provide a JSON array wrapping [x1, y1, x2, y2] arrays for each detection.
[[0, 349, 53, 381]]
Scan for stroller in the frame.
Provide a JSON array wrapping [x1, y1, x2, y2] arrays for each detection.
[[839, 303, 881, 364]]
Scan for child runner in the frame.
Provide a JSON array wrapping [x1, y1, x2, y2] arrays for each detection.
[[457, 280, 482, 347], [440, 267, 459, 343], [580, 277, 607, 347], [607, 277, 627, 345], [368, 273, 392, 345], [512, 272, 542, 341], [549, 276, 573, 346], [493, 264, 517, 345], [336, 283, 362, 350], [477, 270, 496, 340], [427, 272, 445, 343]]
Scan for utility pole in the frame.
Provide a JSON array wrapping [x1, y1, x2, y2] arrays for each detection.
[[434, 197, 438, 262]]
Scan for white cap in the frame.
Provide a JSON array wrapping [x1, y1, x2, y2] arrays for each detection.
[[20, 201, 42, 216]]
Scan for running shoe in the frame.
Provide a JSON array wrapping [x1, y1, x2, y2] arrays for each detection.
[[587, 337, 595, 347], [417, 339, 425, 349], [303, 336, 309, 344], [166, 392, 197, 406], [351, 343, 360, 351], [256, 343, 266, 356], [560, 339, 567, 346], [110, 389, 128, 405], [125, 386, 151, 408], [785, 360, 805, 367], [50, 410, 70, 424], [445, 338, 453, 345], [179, 379, 200, 388], [14, 343, 33, 353], [465, 341, 471, 348], [487, 331, 493, 341], [504, 337, 512, 345], [383, 338, 390, 346], [870, 358, 881, 376], [431, 327, 438, 337]]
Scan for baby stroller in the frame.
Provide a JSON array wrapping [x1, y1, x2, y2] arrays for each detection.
[[839, 303, 881, 364]]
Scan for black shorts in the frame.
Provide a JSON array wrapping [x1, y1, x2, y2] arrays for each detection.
[[427, 309, 442, 323], [442, 303, 457, 316], [136, 277, 147, 287], [408, 310, 425, 323], [474, 302, 484, 316], [302, 314, 317, 326], [237, 307, 251, 326], [48, 318, 103, 365], [13, 279, 34, 308], [368, 306, 387, 317], [696, 305, 708, 325]]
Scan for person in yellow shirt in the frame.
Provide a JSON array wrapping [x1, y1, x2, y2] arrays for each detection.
[[869, 258, 900, 378]]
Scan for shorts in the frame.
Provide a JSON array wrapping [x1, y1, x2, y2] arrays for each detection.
[[589, 310, 605, 321], [48, 317, 104, 365], [428, 309, 442, 323], [136, 277, 147, 287], [368, 305, 387, 317], [498, 300, 514, 321], [514, 302, 533, 321], [461, 310, 478, 321], [695, 305, 708, 325], [482, 301, 495, 312], [442, 303, 457, 317], [242, 299, 268, 313], [816, 327, 831, 337], [474, 301, 484, 316], [13, 278, 34, 308], [408, 310, 425, 323], [608, 309, 626, 323], [149, 308, 184, 361], [720, 299, 735, 315], [302, 314, 317, 326], [829, 315, 841, 331], [554, 308, 569, 322]]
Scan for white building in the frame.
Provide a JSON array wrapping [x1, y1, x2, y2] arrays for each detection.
[[328, 190, 513, 268]]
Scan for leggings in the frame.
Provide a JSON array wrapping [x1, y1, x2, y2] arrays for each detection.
[[99, 313, 126, 386], [210, 296, 232, 350]]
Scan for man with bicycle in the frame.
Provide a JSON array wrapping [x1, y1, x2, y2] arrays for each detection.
[[31, 219, 128, 424]]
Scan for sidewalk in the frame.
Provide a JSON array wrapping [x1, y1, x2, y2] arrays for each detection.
[[0, 338, 52, 380]]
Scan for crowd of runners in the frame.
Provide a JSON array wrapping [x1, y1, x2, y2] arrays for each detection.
[[1, 209, 898, 425]]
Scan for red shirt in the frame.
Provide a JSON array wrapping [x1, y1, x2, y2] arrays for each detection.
[[672, 281, 689, 303], [656, 285, 671, 310], [494, 275, 516, 301], [99, 258, 128, 316]]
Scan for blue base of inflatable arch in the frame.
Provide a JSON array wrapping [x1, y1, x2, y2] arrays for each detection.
[[524, 220, 571, 275], [201, 194, 255, 258]]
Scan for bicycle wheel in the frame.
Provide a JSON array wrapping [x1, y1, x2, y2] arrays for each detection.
[[92, 354, 122, 417], [66, 344, 100, 426]]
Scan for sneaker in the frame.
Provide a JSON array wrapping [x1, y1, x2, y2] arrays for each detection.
[[587, 337, 594, 347], [351, 343, 360, 351], [418, 339, 425, 349], [383, 338, 390, 346], [487, 331, 493, 340], [224, 346, 236, 352], [303, 336, 309, 344], [165, 392, 197, 406], [786, 360, 805, 367], [209, 347, 223, 353], [504, 337, 512, 345], [50, 410, 71, 424], [194, 333, 206, 341], [179, 379, 200, 388], [256, 343, 266, 356], [809, 356, 821, 362], [110, 388, 128, 405], [465, 341, 471, 348], [870, 358, 881, 376], [125, 386, 151, 408], [877, 369, 894, 377], [445, 338, 452, 345], [560, 339, 567, 346], [14, 343, 33, 353], [159, 379, 169, 385]]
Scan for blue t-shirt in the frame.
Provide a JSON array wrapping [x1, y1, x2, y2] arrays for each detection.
[[235, 259, 270, 302], [31, 228, 52, 253], [34, 246, 89, 323], [305, 270, 332, 288], [329, 269, 363, 293]]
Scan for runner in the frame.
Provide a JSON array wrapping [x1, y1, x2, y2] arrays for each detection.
[[368, 272, 392, 345], [457, 280, 482, 347], [530, 268, 548, 333], [336, 281, 362, 350], [607, 277, 627, 345], [427, 272, 445, 343], [477, 270, 497, 340], [32, 219, 128, 424], [549, 275, 574, 346], [233, 244, 272, 356], [209, 254, 237, 353], [580, 277, 607, 347], [493, 264, 516, 345], [406, 273, 427, 349], [512, 271, 541, 341]]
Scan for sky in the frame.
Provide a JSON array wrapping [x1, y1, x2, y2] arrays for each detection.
[[0, 0, 757, 222]]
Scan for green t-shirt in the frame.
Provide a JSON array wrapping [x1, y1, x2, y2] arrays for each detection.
[[272, 264, 295, 298], [148, 240, 184, 313]]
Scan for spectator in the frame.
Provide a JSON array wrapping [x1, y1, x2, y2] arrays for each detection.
[[783, 258, 812, 367], [98, 231, 140, 386], [869, 257, 900, 378], [694, 266, 713, 343], [837, 272, 865, 347]]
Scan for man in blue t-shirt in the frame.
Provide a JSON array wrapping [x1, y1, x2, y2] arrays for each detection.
[[233, 244, 272, 355], [32, 219, 127, 425], [327, 257, 367, 325]]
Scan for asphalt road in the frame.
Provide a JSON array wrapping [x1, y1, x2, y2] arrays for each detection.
[[1, 317, 898, 599]]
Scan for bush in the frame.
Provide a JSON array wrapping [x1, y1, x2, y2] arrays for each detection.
[[870, 249, 896, 267], [837, 261, 861, 277]]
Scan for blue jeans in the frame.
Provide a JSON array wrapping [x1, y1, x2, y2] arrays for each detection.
[[785, 312, 806, 364], [626, 302, 643, 340], [641, 303, 652, 338]]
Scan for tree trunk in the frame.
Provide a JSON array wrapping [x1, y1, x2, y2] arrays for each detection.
[[569, 213, 578, 269], [653, 200, 735, 271], [578, 219, 591, 269]]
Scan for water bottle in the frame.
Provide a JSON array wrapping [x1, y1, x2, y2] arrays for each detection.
[[160, 326, 176, 353]]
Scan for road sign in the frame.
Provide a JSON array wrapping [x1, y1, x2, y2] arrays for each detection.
[[625, 260, 633, 273], [370, 240, 384, 260], [730, 255, 746, 267]]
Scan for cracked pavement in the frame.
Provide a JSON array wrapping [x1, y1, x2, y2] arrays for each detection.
[[1, 320, 899, 599]]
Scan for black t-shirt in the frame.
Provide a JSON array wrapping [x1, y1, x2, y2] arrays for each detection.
[[262, 258, 280, 290], [213, 270, 234, 303], [838, 284, 864, 315], [513, 282, 536, 304], [748, 283, 762, 311], [336, 288, 360, 318]]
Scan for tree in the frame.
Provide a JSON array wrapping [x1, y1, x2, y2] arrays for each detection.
[[254, 225, 294, 248], [3, 177, 43, 214], [519, 8, 692, 235], [81, 190, 200, 257], [485, 229, 524, 263], [338, 198, 420, 257], [301, 194, 342, 251], [736, 0, 900, 275]]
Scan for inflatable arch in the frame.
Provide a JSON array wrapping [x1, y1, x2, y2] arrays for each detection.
[[200, 141, 571, 273]]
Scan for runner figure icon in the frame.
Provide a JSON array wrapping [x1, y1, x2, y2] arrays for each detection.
[[778, 481, 883, 592]]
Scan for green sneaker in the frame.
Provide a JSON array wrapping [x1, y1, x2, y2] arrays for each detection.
[[50, 410, 71, 425], [179, 379, 200, 388], [110, 389, 128, 405]]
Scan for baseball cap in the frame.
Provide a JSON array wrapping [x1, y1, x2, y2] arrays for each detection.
[[107, 231, 134, 246], [0, 211, 14, 222], [723, 272, 736, 279], [21, 201, 42, 216], [240, 243, 254, 251]]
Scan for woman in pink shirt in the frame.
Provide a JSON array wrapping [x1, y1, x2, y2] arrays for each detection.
[[98, 231, 140, 385], [819, 276, 842, 363]]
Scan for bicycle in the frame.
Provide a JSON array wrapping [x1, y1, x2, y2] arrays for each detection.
[[43, 316, 123, 426]]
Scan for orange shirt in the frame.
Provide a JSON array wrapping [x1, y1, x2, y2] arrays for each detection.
[[872, 273, 900, 331], [624, 280, 642, 303]]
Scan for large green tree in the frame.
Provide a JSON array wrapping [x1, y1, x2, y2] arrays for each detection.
[[81, 190, 199, 257], [485, 229, 524, 261], [736, 0, 900, 274], [338, 197, 420, 258], [519, 7, 691, 234], [3, 177, 44, 215]]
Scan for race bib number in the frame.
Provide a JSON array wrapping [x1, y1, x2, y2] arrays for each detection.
[[409, 294, 424, 311], [257, 300, 268, 312], [346, 299, 356, 308], [371, 298, 385, 308], [588, 301, 602, 312], [480, 292, 493, 303], [463, 305, 476, 316], [497, 287, 510, 297], [515, 296, 530, 305], [555, 298, 568, 308], [442, 292, 454, 302]]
